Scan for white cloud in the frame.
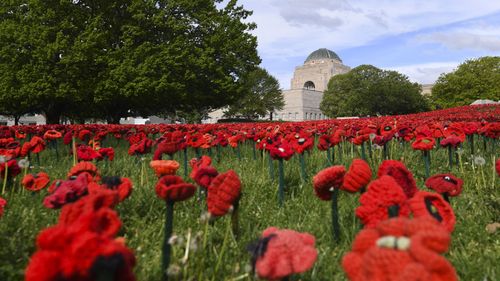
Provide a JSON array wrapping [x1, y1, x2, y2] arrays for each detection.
[[386, 62, 460, 84]]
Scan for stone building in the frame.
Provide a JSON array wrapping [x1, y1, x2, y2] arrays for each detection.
[[274, 48, 351, 121]]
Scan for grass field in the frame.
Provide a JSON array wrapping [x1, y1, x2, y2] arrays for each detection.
[[0, 137, 498, 281]]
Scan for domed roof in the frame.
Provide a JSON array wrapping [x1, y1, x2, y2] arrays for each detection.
[[305, 48, 342, 63]]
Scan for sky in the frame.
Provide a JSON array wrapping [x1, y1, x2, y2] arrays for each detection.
[[237, 0, 500, 89]]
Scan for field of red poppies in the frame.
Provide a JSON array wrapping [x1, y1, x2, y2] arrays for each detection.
[[0, 104, 499, 281]]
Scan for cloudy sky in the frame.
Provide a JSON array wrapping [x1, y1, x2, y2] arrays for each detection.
[[237, 0, 500, 89]]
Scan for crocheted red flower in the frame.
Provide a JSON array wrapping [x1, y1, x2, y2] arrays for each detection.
[[377, 160, 417, 199], [408, 191, 456, 232], [59, 189, 119, 225], [22, 172, 50, 191], [68, 161, 100, 182], [0, 159, 21, 180], [411, 137, 435, 151], [268, 142, 295, 160], [43, 173, 90, 209], [312, 165, 346, 200], [189, 155, 212, 179], [0, 197, 6, 218], [207, 170, 241, 216], [155, 175, 195, 202], [88, 176, 133, 202], [98, 147, 115, 161], [128, 138, 153, 155], [439, 136, 462, 148], [193, 166, 219, 189], [355, 176, 410, 228], [153, 140, 180, 160], [29, 136, 46, 154], [342, 217, 457, 281], [252, 227, 317, 280], [43, 130, 62, 140], [77, 145, 102, 161], [343, 159, 372, 193], [425, 173, 463, 197]]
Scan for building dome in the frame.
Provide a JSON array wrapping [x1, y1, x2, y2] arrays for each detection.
[[305, 48, 342, 63]]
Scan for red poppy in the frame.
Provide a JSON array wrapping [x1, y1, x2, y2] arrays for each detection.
[[0, 197, 6, 218], [155, 175, 196, 202], [128, 138, 153, 155], [15, 130, 27, 139], [250, 227, 317, 280], [59, 189, 120, 225], [377, 160, 417, 199], [29, 136, 46, 154], [317, 134, 333, 150], [312, 165, 346, 200], [355, 176, 410, 228], [76, 144, 102, 161], [0, 159, 21, 180], [63, 130, 74, 145], [98, 147, 115, 161], [207, 170, 241, 217], [43, 173, 90, 209], [77, 129, 92, 141], [189, 155, 212, 179], [153, 140, 180, 160], [193, 166, 219, 189], [67, 161, 100, 182], [150, 160, 180, 177], [20, 141, 32, 157], [425, 173, 463, 197], [22, 172, 50, 191], [439, 136, 462, 148], [411, 137, 435, 151], [88, 177, 133, 202], [342, 217, 457, 281], [343, 159, 372, 193], [43, 130, 63, 140], [268, 141, 295, 161], [290, 133, 314, 154], [408, 191, 456, 232]]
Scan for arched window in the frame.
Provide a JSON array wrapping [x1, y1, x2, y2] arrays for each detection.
[[304, 81, 315, 90]]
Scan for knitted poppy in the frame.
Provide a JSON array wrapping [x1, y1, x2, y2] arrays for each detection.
[[355, 176, 410, 228], [59, 189, 119, 225], [29, 136, 46, 154], [343, 159, 372, 193], [98, 147, 115, 161], [43, 130, 63, 140], [15, 130, 27, 139], [207, 170, 241, 216], [268, 142, 295, 161], [20, 141, 32, 157], [189, 155, 212, 179], [155, 175, 196, 202], [193, 166, 219, 189], [342, 217, 457, 281], [0, 197, 6, 218], [411, 137, 435, 151], [153, 141, 180, 160], [22, 172, 50, 191], [150, 160, 180, 177], [377, 160, 417, 199], [317, 134, 332, 150], [250, 227, 317, 280], [312, 165, 346, 200], [78, 129, 92, 141], [425, 173, 463, 197], [0, 159, 21, 179], [43, 173, 90, 209], [408, 191, 456, 232], [290, 134, 314, 154], [76, 144, 102, 161], [128, 138, 153, 155], [88, 177, 133, 202], [439, 136, 462, 148], [68, 161, 100, 182]]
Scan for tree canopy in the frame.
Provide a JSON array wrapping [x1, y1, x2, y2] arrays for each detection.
[[0, 0, 260, 124], [431, 56, 500, 108], [223, 67, 283, 120], [320, 65, 429, 117]]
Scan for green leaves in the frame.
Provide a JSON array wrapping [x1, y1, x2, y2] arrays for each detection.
[[320, 65, 429, 117], [431, 57, 500, 109]]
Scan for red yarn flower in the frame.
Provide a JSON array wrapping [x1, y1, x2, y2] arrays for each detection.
[[43, 130, 62, 140], [408, 191, 456, 232], [411, 137, 435, 151], [250, 227, 318, 280], [189, 155, 212, 179], [193, 166, 219, 189], [355, 176, 410, 228], [59, 189, 119, 225], [43, 173, 90, 209], [128, 138, 153, 155], [0, 159, 21, 179], [29, 136, 46, 154], [439, 136, 462, 148], [155, 175, 196, 202], [425, 173, 463, 197], [88, 177, 133, 202], [312, 165, 346, 200], [22, 172, 50, 191], [342, 217, 457, 281], [207, 170, 241, 216], [0, 197, 6, 218], [67, 161, 100, 182], [343, 159, 372, 193], [377, 160, 417, 199], [268, 142, 295, 161]]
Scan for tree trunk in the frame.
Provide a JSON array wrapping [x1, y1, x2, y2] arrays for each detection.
[[44, 111, 61, 124], [269, 112, 273, 121], [14, 115, 20, 125], [106, 115, 122, 124]]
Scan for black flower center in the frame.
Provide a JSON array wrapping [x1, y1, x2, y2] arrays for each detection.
[[425, 197, 443, 222]]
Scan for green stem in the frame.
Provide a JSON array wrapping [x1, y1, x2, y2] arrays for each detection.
[[268, 154, 275, 180], [299, 153, 307, 181], [423, 151, 430, 179], [252, 142, 256, 160], [326, 148, 331, 165], [213, 217, 231, 280], [183, 148, 188, 178], [447, 146, 453, 169], [331, 188, 340, 242], [2, 163, 8, 194], [162, 201, 174, 281], [231, 198, 240, 239], [361, 142, 366, 160], [469, 135, 475, 155], [278, 158, 285, 207]]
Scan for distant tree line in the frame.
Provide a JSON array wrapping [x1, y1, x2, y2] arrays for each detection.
[[0, 0, 261, 124]]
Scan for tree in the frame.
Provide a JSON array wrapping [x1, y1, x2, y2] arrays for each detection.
[[320, 65, 429, 117], [0, 0, 260, 123], [223, 67, 284, 120], [431, 56, 500, 108]]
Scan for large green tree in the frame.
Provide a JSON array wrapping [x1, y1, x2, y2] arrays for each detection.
[[320, 65, 429, 117], [224, 67, 284, 120], [431, 56, 500, 108], [0, 0, 259, 124]]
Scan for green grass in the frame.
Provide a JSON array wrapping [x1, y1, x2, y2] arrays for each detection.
[[0, 137, 498, 281]]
